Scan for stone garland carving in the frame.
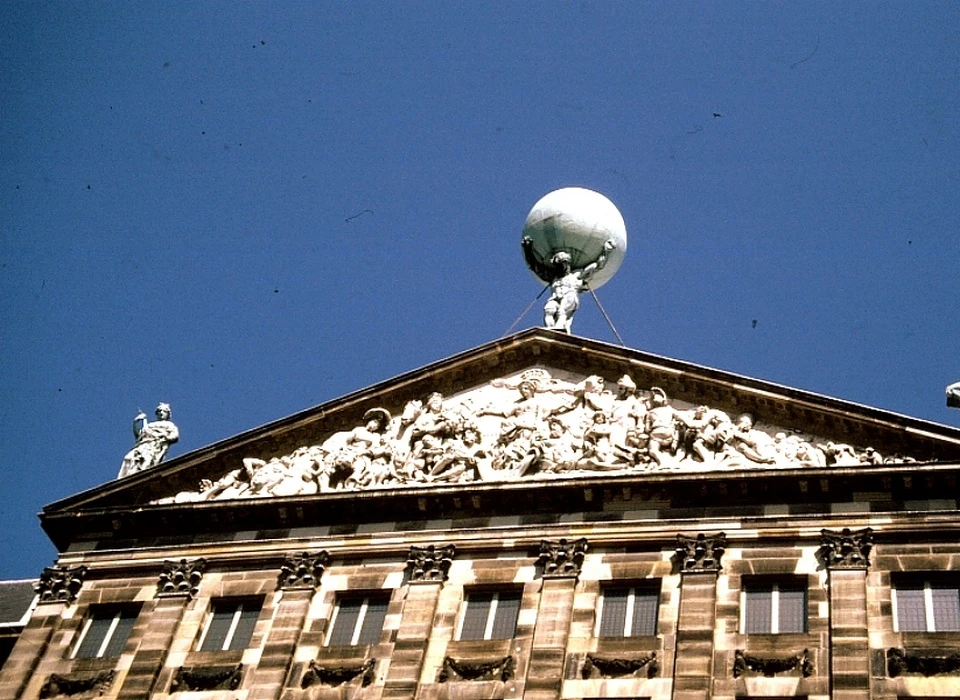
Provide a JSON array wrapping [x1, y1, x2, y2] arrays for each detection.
[[407, 544, 456, 582], [36, 565, 87, 604], [816, 528, 873, 570], [887, 648, 960, 678], [301, 658, 376, 688], [171, 664, 243, 692], [676, 533, 727, 573], [157, 558, 206, 597], [439, 656, 515, 683], [581, 652, 658, 679], [537, 538, 588, 578], [278, 551, 329, 590], [157, 370, 910, 504], [733, 649, 813, 678], [39, 671, 115, 698]]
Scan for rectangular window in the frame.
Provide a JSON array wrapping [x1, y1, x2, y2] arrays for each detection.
[[326, 594, 390, 646], [457, 590, 521, 641], [72, 607, 139, 659], [893, 578, 960, 632], [742, 580, 807, 634], [197, 599, 262, 652], [597, 585, 659, 637]]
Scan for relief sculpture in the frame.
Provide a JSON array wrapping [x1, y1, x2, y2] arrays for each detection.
[[157, 369, 910, 504]]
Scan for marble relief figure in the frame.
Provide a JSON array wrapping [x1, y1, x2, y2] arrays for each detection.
[[157, 369, 911, 504]]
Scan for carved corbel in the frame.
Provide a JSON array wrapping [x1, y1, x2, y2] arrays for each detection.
[[157, 558, 206, 597], [278, 551, 329, 590], [816, 527, 872, 569], [439, 656, 515, 682], [407, 544, 456, 582], [675, 533, 727, 573], [301, 658, 376, 688], [581, 653, 658, 679], [733, 649, 813, 678], [537, 537, 588, 578], [36, 565, 87, 604]]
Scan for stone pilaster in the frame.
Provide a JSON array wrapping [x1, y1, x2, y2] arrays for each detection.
[[248, 587, 315, 699], [0, 601, 65, 699], [524, 538, 585, 700], [672, 533, 726, 700], [820, 528, 873, 700]]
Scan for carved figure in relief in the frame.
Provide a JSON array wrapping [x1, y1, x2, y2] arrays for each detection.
[[610, 375, 646, 444], [428, 426, 490, 482], [684, 410, 734, 463], [523, 237, 616, 333], [533, 418, 580, 473], [552, 375, 613, 417], [728, 414, 777, 465], [409, 392, 459, 447], [644, 388, 680, 467], [333, 408, 394, 487], [818, 441, 861, 467], [119, 403, 179, 478], [579, 412, 628, 470]]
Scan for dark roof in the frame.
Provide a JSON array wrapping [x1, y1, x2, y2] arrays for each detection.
[[0, 580, 36, 627]]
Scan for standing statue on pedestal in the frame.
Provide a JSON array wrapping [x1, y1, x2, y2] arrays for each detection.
[[520, 187, 627, 335], [118, 403, 179, 479]]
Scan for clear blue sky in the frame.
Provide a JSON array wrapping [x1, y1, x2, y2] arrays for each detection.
[[2, 3, 958, 579]]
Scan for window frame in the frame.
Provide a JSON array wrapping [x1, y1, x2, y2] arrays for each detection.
[[740, 578, 808, 634], [892, 576, 960, 633], [71, 606, 139, 660], [325, 593, 391, 647], [595, 583, 660, 638], [196, 598, 263, 652], [455, 589, 522, 641]]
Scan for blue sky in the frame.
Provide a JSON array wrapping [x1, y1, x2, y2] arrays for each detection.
[[2, 3, 958, 579]]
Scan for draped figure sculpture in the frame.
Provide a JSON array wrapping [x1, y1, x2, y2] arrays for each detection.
[[118, 403, 179, 478]]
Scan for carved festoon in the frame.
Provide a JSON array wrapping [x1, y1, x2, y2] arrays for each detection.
[[581, 653, 658, 679], [155, 371, 911, 505], [537, 538, 588, 578], [407, 544, 455, 582], [171, 665, 243, 692], [817, 527, 873, 569], [733, 649, 813, 678], [887, 647, 960, 677], [676, 533, 727, 573], [39, 671, 115, 698], [278, 551, 329, 590], [35, 565, 87, 604], [301, 658, 376, 688], [157, 558, 206, 597], [439, 656, 515, 682]]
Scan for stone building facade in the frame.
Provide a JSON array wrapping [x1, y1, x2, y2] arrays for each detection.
[[2, 329, 959, 700]]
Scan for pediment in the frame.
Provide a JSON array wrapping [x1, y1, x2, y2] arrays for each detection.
[[43, 329, 960, 520]]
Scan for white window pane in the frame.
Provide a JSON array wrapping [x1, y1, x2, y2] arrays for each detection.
[[631, 589, 659, 637], [357, 598, 388, 644], [460, 593, 493, 641], [328, 599, 363, 646], [200, 606, 237, 651], [75, 615, 114, 659], [599, 589, 629, 637], [228, 603, 261, 650], [490, 592, 521, 640], [896, 584, 927, 632], [102, 610, 137, 657], [931, 583, 960, 632], [777, 586, 806, 633]]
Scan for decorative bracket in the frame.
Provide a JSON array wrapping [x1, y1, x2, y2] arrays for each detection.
[[39, 671, 114, 698], [817, 527, 873, 569], [675, 533, 727, 573], [537, 538, 588, 578], [157, 558, 206, 597], [278, 551, 329, 590], [301, 658, 376, 688], [439, 656, 515, 682], [36, 565, 87, 604], [582, 653, 658, 679], [733, 649, 813, 678], [887, 648, 960, 677], [407, 544, 455, 583]]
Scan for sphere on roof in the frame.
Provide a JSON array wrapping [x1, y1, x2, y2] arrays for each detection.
[[520, 187, 627, 289]]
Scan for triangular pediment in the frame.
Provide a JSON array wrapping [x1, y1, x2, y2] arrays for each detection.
[[41, 329, 960, 548]]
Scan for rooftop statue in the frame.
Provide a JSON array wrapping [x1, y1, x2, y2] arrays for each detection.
[[118, 403, 179, 479], [948, 381, 960, 408]]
